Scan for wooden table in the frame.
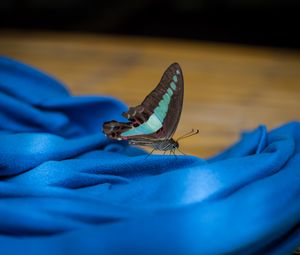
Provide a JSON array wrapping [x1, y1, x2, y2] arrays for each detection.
[[1, 30, 300, 157]]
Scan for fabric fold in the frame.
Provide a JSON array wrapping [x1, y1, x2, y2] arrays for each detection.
[[0, 56, 299, 255]]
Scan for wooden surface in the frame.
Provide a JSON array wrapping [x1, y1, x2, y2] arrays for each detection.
[[1, 31, 300, 157]]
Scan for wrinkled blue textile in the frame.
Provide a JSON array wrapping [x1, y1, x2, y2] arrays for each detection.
[[0, 56, 300, 255]]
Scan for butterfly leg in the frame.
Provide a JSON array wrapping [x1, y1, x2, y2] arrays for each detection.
[[177, 148, 186, 155], [171, 149, 178, 159], [144, 148, 155, 160]]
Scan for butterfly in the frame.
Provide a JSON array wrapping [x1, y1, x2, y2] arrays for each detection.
[[103, 63, 198, 154]]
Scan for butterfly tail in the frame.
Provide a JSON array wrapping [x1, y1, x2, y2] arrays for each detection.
[[102, 121, 131, 139]]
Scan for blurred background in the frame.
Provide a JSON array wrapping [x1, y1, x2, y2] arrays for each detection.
[[0, 0, 300, 157], [0, 0, 299, 49]]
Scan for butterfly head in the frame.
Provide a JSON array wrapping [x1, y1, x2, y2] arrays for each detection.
[[173, 140, 179, 149]]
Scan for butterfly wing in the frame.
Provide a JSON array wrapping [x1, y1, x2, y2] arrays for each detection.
[[103, 63, 184, 142]]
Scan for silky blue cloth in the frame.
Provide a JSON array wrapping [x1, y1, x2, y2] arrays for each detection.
[[0, 56, 300, 255]]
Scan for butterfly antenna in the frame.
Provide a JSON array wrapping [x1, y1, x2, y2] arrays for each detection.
[[144, 148, 155, 160], [176, 129, 199, 141]]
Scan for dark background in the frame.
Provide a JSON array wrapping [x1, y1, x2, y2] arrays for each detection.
[[0, 0, 299, 49]]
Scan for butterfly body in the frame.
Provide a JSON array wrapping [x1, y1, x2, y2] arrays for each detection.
[[103, 63, 184, 152], [130, 138, 179, 151]]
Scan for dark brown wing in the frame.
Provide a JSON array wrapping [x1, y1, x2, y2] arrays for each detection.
[[121, 63, 184, 140]]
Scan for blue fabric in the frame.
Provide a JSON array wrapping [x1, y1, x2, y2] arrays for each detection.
[[0, 56, 299, 255]]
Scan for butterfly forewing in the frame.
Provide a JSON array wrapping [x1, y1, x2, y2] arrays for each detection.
[[140, 63, 183, 140]]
